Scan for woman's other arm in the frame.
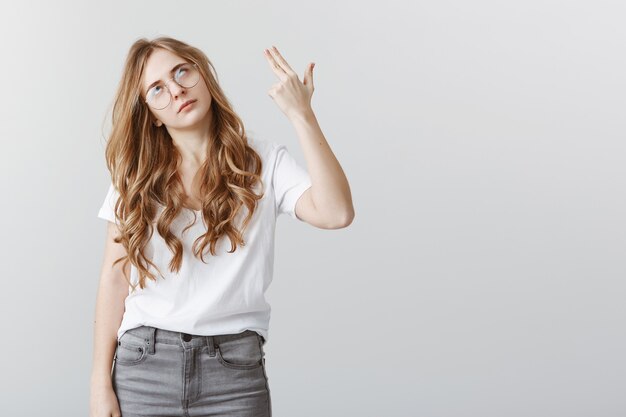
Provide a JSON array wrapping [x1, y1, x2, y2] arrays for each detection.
[[89, 221, 129, 416]]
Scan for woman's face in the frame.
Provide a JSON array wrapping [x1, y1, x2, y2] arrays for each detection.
[[141, 48, 212, 129]]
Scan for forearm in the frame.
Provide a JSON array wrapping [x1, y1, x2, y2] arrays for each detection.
[[289, 110, 354, 222], [90, 275, 127, 389]]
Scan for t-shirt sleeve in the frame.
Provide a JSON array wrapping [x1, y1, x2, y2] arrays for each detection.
[[272, 143, 312, 220], [97, 183, 121, 225]]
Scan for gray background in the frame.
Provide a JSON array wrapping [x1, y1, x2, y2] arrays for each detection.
[[0, 0, 624, 416]]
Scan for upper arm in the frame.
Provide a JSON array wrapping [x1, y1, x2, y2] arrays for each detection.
[[97, 183, 130, 286], [293, 186, 326, 228], [100, 221, 130, 287], [271, 143, 345, 229], [294, 186, 354, 229]]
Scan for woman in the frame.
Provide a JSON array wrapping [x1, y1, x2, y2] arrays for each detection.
[[89, 36, 354, 417]]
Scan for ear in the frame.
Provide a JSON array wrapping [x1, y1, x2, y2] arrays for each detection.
[[154, 120, 163, 127]]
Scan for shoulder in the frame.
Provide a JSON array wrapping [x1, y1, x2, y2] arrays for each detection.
[[246, 136, 282, 164]]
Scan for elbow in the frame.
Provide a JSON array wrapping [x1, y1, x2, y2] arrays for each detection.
[[332, 208, 355, 229]]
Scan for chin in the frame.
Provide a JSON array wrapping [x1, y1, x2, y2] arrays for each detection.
[[176, 109, 210, 127]]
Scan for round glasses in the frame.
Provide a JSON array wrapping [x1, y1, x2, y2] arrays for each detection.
[[144, 63, 200, 110]]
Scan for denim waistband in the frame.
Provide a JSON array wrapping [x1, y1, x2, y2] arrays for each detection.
[[119, 325, 264, 355]]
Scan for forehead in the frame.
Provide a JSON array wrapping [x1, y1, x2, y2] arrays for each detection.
[[142, 48, 187, 88]]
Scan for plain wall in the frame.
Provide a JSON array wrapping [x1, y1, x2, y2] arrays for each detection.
[[0, 0, 624, 416]]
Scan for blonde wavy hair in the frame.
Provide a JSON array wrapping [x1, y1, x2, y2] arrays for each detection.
[[103, 36, 265, 292]]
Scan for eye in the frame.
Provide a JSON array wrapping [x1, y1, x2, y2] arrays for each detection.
[[147, 85, 162, 98], [176, 66, 189, 79]]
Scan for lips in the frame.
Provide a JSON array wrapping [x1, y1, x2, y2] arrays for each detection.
[[179, 99, 196, 113]]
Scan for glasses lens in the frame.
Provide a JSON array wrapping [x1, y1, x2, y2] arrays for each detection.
[[146, 85, 170, 110], [175, 63, 200, 88]]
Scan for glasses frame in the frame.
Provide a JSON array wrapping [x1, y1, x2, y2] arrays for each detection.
[[144, 63, 200, 110]]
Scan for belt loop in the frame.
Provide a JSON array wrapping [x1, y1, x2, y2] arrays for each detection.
[[205, 335, 216, 357], [146, 327, 156, 354]]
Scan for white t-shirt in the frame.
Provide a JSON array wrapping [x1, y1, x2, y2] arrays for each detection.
[[97, 137, 311, 343]]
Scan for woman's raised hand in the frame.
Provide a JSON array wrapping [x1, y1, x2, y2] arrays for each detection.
[[264, 45, 315, 121]]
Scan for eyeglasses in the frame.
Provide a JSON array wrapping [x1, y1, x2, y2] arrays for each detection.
[[144, 63, 200, 110]]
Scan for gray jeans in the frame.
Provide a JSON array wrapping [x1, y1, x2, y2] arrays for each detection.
[[112, 325, 272, 417]]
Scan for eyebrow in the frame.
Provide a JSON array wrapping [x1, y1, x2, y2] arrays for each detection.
[[145, 62, 188, 94]]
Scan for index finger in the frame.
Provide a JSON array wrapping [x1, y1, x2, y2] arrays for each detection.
[[264, 48, 288, 80], [269, 46, 296, 76]]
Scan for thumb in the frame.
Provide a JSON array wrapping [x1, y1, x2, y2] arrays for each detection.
[[303, 62, 315, 91]]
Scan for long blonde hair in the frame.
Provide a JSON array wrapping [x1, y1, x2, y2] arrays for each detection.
[[103, 36, 264, 292]]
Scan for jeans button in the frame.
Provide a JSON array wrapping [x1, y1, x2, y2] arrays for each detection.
[[182, 333, 192, 342]]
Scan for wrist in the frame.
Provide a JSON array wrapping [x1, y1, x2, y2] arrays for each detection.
[[288, 107, 316, 124], [90, 372, 113, 390]]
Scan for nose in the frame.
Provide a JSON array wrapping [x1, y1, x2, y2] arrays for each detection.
[[165, 79, 186, 99]]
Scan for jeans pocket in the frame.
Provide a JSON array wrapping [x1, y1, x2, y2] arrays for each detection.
[[216, 333, 263, 370], [115, 334, 148, 366]]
